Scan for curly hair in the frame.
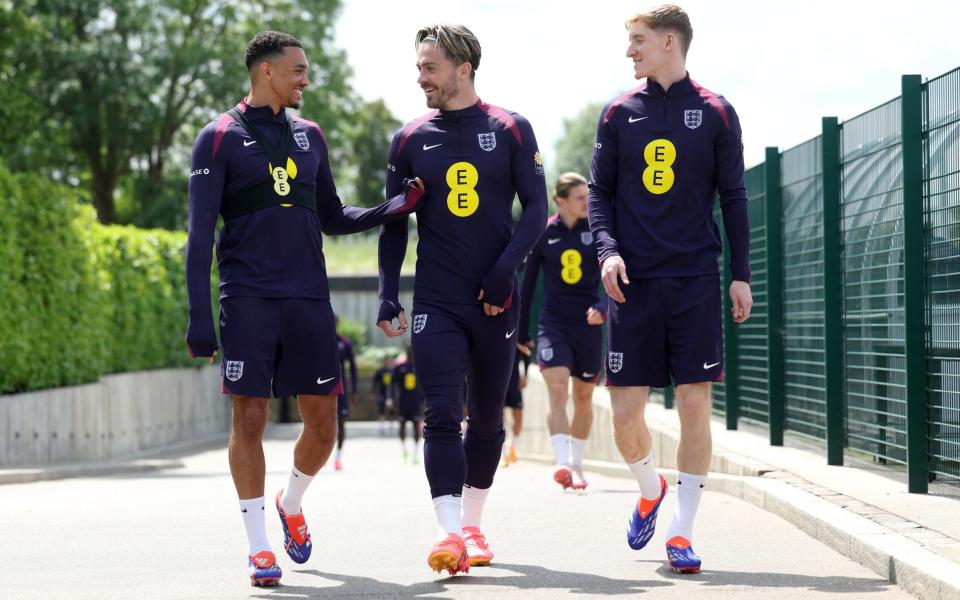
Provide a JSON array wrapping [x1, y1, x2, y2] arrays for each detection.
[[245, 31, 302, 72]]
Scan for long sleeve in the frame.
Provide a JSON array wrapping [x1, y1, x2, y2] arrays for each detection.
[[588, 105, 620, 263], [480, 116, 548, 307], [184, 123, 227, 358], [315, 134, 423, 236], [715, 103, 751, 283], [518, 242, 544, 345], [377, 132, 413, 322]]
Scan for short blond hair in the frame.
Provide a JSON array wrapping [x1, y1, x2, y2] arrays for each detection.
[[415, 24, 481, 80], [554, 172, 588, 199], [626, 4, 693, 57]]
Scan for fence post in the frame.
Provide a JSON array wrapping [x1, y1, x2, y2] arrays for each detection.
[[765, 147, 785, 445], [723, 218, 739, 430], [901, 74, 928, 493], [822, 116, 844, 466]]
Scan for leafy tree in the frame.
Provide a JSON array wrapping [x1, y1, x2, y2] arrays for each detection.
[[553, 102, 604, 187], [5, 0, 355, 224], [343, 99, 401, 208]]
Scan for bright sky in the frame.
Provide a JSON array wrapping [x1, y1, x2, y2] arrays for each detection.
[[335, 0, 960, 169]]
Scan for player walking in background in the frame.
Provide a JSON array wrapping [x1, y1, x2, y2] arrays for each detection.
[[393, 344, 425, 463], [333, 322, 358, 471], [519, 172, 606, 491], [372, 355, 397, 436]]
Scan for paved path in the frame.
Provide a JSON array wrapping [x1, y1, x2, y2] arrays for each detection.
[[2, 425, 913, 599]]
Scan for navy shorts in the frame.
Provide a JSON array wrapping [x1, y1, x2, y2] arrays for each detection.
[[219, 297, 343, 398], [398, 397, 423, 421], [606, 274, 723, 387], [537, 322, 602, 382]]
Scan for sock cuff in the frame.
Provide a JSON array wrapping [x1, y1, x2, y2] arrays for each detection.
[[628, 451, 654, 469], [462, 485, 490, 501], [291, 465, 316, 480], [676, 471, 708, 487], [550, 433, 571, 442], [239, 496, 265, 510]]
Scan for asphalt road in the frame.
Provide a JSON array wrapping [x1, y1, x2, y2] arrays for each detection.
[[3, 424, 912, 599]]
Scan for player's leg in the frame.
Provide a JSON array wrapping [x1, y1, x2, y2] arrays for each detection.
[[412, 416, 423, 463], [334, 394, 347, 470], [607, 279, 671, 550], [509, 406, 522, 462], [540, 328, 578, 487], [568, 324, 601, 489], [412, 308, 471, 575], [272, 298, 343, 563], [398, 416, 408, 462], [460, 299, 519, 566], [661, 274, 723, 572], [220, 297, 283, 586]]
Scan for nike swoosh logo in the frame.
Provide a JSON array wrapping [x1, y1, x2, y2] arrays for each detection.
[[547, 238, 561, 244], [582, 373, 595, 378], [243, 139, 256, 146], [423, 143, 442, 151], [317, 376, 336, 384], [505, 329, 516, 339], [703, 361, 720, 370], [628, 116, 648, 123]]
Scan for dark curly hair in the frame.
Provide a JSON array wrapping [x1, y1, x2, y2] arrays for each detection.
[[245, 31, 302, 72]]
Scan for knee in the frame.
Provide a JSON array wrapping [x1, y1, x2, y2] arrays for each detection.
[[232, 402, 268, 440], [610, 403, 641, 431], [303, 418, 337, 444]]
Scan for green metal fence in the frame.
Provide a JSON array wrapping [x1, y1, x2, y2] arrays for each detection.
[[740, 165, 771, 425], [924, 68, 960, 482], [701, 68, 959, 492], [781, 137, 827, 441]]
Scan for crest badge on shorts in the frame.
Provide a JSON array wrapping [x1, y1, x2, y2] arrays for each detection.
[[293, 131, 310, 150], [478, 132, 496, 151], [684, 110, 702, 129], [413, 314, 428, 334], [581, 232, 593, 246], [608, 352, 624, 373], [225, 360, 244, 382], [540, 347, 554, 362]]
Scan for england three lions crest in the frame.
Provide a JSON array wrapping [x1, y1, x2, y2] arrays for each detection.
[[608, 352, 624, 373], [225, 360, 244, 382], [581, 232, 593, 246], [413, 314, 428, 334], [478, 132, 496, 151], [293, 131, 310, 150], [684, 110, 702, 129]]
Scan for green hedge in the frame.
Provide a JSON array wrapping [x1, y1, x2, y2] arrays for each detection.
[[0, 165, 207, 393]]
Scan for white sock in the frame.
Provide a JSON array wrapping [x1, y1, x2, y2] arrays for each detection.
[[433, 494, 463, 537], [666, 472, 707, 542], [239, 496, 270, 555], [512, 433, 520, 452], [550, 433, 571, 466], [628, 451, 661, 499], [461, 485, 490, 529], [280, 466, 314, 515], [570, 437, 587, 467]]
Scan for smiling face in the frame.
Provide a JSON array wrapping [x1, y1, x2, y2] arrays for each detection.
[[625, 20, 675, 81], [416, 43, 466, 110], [262, 46, 310, 109]]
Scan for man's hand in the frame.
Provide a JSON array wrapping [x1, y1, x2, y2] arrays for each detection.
[[586, 307, 604, 325], [516, 340, 533, 357], [478, 290, 505, 317], [601, 255, 630, 303], [377, 311, 408, 337], [730, 280, 753, 323], [518, 376, 527, 390]]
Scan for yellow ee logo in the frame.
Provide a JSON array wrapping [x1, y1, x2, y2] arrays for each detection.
[[642, 139, 676, 195], [268, 157, 298, 201], [404, 373, 417, 390], [445, 161, 479, 217], [382, 373, 392, 386], [560, 249, 583, 284]]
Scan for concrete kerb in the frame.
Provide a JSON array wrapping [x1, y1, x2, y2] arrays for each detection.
[[521, 367, 960, 600]]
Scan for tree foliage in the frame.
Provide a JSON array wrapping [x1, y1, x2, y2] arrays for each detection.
[[553, 101, 604, 187], [4, 0, 355, 224]]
